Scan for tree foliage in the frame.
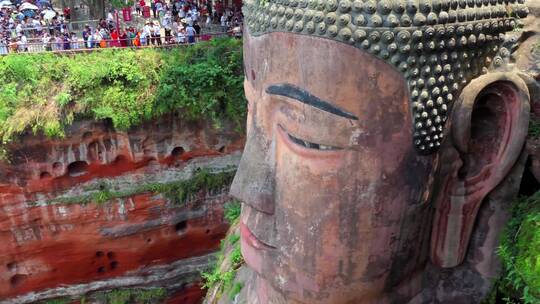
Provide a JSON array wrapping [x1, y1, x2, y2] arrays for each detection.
[[0, 38, 245, 149], [496, 191, 540, 303]]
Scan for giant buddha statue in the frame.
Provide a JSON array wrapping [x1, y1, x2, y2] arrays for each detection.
[[226, 0, 539, 303]]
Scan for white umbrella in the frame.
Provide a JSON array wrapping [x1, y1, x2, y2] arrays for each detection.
[[42, 9, 55, 20], [19, 2, 38, 10], [0, 0, 13, 8]]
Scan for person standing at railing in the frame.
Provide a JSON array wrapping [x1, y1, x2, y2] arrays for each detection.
[[42, 32, 51, 51], [87, 31, 95, 48], [70, 32, 79, 49], [186, 23, 195, 44], [111, 29, 120, 47], [162, 11, 171, 44], [220, 13, 226, 32], [152, 21, 161, 45], [53, 34, 61, 51], [18, 34, 27, 52], [92, 29, 101, 48], [0, 34, 8, 55], [174, 22, 185, 44], [62, 33, 70, 50], [127, 27, 136, 46], [141, 21, 150, 45], [120, 29, 128, 47], [82, 24, 90, 48]]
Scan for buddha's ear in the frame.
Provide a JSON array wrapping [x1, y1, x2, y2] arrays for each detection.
[[430, 73, 530, 268]]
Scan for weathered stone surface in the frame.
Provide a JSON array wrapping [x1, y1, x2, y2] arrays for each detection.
[[0, 115, 244, 302], [220, 1, 539, 303]]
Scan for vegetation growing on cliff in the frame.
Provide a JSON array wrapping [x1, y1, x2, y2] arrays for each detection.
[[201, 201, 244, 300], [223, 199, 241, 223], [39, 168, 237, 206], [0, 38, 245, 147], [495, 191, 540, 303]]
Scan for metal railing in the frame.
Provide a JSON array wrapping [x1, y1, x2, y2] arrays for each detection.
[[0, 31, 238, 54]]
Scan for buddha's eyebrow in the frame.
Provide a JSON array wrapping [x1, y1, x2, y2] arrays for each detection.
[[266, 83, 358, 120]]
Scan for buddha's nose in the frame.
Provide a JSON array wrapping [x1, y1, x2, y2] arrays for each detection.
[[230, 133, 275, 214]]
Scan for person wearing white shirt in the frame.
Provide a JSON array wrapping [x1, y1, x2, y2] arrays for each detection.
[[185, 14, 193, 26], [0, 35, 9, 54], [17, 34, 27, 52], [142, 22, 151, 45], [107, 10, 114, 22], [152, 22, 161, 45], [163, 12, 172, 43], [220, 14, 226, 32], [15, 22, 22, 36], [176, 26, 185, 44]]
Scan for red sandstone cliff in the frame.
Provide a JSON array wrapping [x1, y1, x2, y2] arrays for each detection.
[[0, 115, 244, 303]]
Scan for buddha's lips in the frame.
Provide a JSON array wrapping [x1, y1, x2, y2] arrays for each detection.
[[240, 222, 276, 250]]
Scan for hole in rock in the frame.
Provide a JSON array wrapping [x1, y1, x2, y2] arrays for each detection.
[[205, 229, 211, 234], [52, 162, 63, 174], [95, 251, 104, 258], [146, 238, 152, 243], [114, 155, 129, 164], [97, 266, 105, 274], [40, 172, 51, 179], [110, 261, 118, 270], [82, 131, 93, 140], [6, 262, 16, 271], [67, 161, 89, 177], [107, 251, 116, 259], [10, 274, 26, 287], [171, 147, 185, 158], [175, 221, 188, 234], [103, 138, 113, 151], [218, 146, 225, 153], [519, 157, 540, 196]]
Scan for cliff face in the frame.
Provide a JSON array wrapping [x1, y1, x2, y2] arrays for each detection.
[[0, 115, 244, 303]]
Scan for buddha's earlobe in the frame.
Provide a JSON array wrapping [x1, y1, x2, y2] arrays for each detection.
[[430, 73, 530, 268]]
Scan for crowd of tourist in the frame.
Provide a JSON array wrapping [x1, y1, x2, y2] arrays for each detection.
[[0, 0, 243, 53]]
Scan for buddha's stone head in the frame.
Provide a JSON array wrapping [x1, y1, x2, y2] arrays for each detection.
[[230, 0, 535, 303]]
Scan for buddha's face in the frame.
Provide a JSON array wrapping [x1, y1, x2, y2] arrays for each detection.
[[231, 31, 439, 303]]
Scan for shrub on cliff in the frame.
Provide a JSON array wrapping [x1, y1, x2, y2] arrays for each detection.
[[496, 192, 540, 303], [0, 38, 245, 146]]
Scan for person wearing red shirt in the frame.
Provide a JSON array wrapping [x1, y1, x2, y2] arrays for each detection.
[[63, 7, 71, 21]]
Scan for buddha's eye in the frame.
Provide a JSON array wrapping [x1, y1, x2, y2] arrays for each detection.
[[287, 132, 341, 151]]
